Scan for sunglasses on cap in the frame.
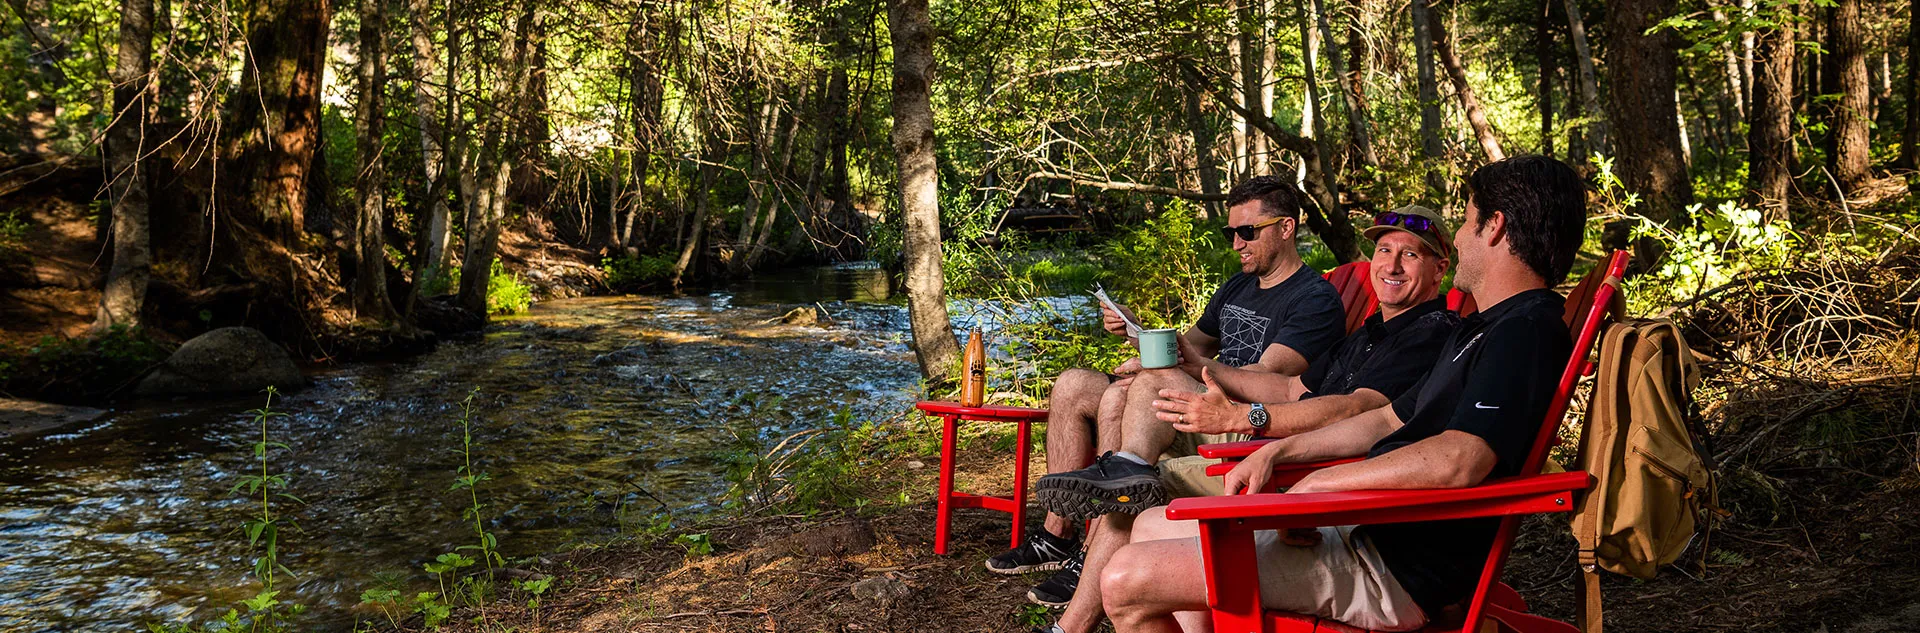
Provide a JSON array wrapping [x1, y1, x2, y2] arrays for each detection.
[[1220, 216, 1288, 242], [1374, 211, 1437, 234]]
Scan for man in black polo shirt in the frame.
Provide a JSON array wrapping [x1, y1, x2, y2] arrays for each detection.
[[1019, 208, 1464, 633], [1093, 155, 1590, 632]]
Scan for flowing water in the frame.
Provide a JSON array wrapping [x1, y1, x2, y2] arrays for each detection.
[[0, 265, 1057, 632]]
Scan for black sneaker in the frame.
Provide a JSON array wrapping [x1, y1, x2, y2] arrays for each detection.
[[1025, 553, 1083, 607], [1034, 452, 1166, 520], [985, 529, 1080, 575]]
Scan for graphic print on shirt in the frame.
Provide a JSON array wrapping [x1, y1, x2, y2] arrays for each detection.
[[1217, 304, 1271, 367]]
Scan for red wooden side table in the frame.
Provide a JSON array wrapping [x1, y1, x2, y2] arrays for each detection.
[[912, 401, 1049, 555]]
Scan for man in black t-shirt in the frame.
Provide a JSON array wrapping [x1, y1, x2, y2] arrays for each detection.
[[1095, 155, 1591, 633], [987, 177, 1344, 608]]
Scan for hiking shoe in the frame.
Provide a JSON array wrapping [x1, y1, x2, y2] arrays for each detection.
[[985, 529, 1081, 575], [1034, 452, 1166, 520], [1025, 552, 1084, 607]]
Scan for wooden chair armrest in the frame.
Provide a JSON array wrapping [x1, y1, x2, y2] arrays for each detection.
[[1196, 439, 1278, 459], [914, 401, 1049, 422], [1165, 471, 1593, 528]]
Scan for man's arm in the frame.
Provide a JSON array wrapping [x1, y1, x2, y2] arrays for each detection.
[[1181, 325, 1221, 362], [1179, 340, 1309, 401], [1260, 389, 1389, 437], [1286, 430, 1497, 493], [1155, 379, 1386, 438], [1221, 404, 1400, 494]]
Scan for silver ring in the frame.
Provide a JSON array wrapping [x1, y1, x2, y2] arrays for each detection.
[[1179, 414, 1186, 424]]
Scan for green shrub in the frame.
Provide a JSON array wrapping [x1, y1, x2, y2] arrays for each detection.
[[601, 253, 676, 291], [0, 211, 26, 254], [1099, 202, 1233, 327], [0, 326, 172, 403], [486, 260, 533, 315]]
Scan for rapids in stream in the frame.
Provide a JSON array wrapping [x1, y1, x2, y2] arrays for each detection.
[[0, 265, 1084, 631]]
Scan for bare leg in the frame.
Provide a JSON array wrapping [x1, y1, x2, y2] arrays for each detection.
[[1042, 368, 1109, 539], [1056, 511, 1138, 633], [1120, 369, 1204, 461], [1094, 378, 1133, 454], [1100, 509, 1212, 633]]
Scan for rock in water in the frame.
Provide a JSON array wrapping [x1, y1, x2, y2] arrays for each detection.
[[136, 327, 305, 397], [778, 307, 818, 326]]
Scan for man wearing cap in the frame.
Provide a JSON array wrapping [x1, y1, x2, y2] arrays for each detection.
[[1020, 206, 1463, 631]]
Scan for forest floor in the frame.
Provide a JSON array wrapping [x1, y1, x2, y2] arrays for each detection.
[[414, 419, 1920, 633]]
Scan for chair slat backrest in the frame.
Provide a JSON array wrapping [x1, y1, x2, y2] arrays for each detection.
[[1458, 250, 1630, 633], [1446, 288, 1478, 317], [1323, 262, 1378, 334]]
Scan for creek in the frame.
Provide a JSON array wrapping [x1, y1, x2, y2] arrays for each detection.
[[0, 265, 1082, 632]]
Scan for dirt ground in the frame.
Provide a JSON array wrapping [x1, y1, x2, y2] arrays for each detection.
[[408, 429, 1920, 633]]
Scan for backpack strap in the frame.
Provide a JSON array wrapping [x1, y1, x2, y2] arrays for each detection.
[[1577, 566, 1604, 633]]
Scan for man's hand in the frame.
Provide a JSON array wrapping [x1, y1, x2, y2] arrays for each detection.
[[1112, 357, 1144, 376], [1221, 444, 1277, 496], [1101, 303, 1141, 338], [1174, 334, 1211, 376], [1154, 368, 1249, 436]]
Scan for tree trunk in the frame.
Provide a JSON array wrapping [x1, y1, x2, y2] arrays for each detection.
[[1311, 0, 1378, 168], [1227, 36, 1250, 180], [223, 0, 331, 246], [456, 5, 535, 317], [406, 0, 452, 305], [626, 16, 663, 249], [1714, 9, 1747, 120], [1410, 0, 1448, 195], [1824, 0, 1870, 194], [1605, 0, 1693, 262], [1238, 1, 1270, 176], [1184, 85, 1225, 217], [353, 0, 395, 322], [1430, 10, 1505, 162], [94, 0, 154, 332], [12, 0, 64, 155], [1297, 9, 1360, 263], [1902, 0, 1919, 170], [1538, 0, 1556, 158], [670, 131, 719, 290], [888, 0, 961, 379], [1563, 0, 1609, 159]]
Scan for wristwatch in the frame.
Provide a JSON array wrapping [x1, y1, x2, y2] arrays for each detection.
[[1247, 402, 1270, 435]]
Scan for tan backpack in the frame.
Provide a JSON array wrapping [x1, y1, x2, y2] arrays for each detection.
[[1570, 318, 1713, 633]]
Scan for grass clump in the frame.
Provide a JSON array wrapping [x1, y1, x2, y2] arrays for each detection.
[[0, 326, 171, 403]]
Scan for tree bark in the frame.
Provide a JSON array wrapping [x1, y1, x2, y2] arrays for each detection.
[[456, 5, 536, 317], [1311, 0, 1378, 168], [1238, 1, 1270, 176], [1902, 0, 1919, 170], [1538, 0, 1555, 158], [223, 0, 331, 246], [1184, 84, 1225, 217], [1430, 10, 1505, 162], [1605, 0, 1693, 261], [670, 132, 719, 290], [12, 0, 64, 155], [406, 0, 452, 304], [1824, 0, 1870, 194], [888, 0, 961, 379], [1409, 0, 1448, 195], [1563, 0, 1609, 158], [625, 14, 663, 249], [353, 0, 396, 322], [1714, 9, 1747, 121], [94, 0, 154, 332]]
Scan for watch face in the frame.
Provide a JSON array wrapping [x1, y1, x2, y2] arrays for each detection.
[[1248, 405, 1269, 427]]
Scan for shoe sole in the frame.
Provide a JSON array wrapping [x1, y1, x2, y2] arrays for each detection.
[[1026, 589, 1071, 608], [984, 559, 1065, 575], [1034, 476, 1167, 520]]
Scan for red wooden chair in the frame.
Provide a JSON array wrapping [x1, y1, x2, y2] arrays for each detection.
[[1165, 250, 1631, 633], [1447, 288, 1478, 317], [1323, 262, 1379, 335]]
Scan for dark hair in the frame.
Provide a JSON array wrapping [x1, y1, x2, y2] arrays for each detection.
[[1225, 176, 1303, 220], [1465, 155, 1588, 285]]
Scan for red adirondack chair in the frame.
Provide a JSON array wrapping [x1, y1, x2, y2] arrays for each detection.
[[1165, 250, 1631, 633], [1323, 262, 1379, 335]]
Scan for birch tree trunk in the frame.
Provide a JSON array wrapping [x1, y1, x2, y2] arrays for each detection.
[[408, 0, 452, 297], [94, 0, 154, 332], [1563, 0, 1608, 158], [1310, 0, 1378, 168], [456, 5, 535, 317], [669, 132, 718, 291], [888, 0, 961, 379], [353, 0, 396, 322]]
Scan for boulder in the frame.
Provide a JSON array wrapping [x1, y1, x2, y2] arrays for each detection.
[[135, 327, 305, 396]]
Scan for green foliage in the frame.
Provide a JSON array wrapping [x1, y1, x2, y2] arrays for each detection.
[[1098, 202, 1234, 328], [719, 405, 932, 514], [674, 533, 714, 557], [1623, 201, 1798, 314], [601, 253, 677, 291], [486, 260, 534, 315], [0, 211, 27, 254], [0, 326, 171, 403]]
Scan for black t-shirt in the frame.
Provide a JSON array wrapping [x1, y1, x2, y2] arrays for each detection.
[[1195, 266, 1345, 368], [1300, 297, 1459, 400], [1354, 289, 1572, 614]]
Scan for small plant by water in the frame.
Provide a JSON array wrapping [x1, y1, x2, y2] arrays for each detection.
[[149, 388, 305, 633]]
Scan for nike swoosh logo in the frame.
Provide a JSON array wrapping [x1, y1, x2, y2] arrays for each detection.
[[1474, 402, 1499, 409]]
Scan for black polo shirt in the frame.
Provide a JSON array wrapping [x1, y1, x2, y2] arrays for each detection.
[[1353, 288, 1572, 614], [1299, 297, 1459, 400]]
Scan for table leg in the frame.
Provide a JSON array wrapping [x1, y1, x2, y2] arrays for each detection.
[[1011, 418, 1032, 550], [934, 413, 959, 556]]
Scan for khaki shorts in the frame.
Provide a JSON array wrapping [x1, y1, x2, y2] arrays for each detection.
[[1250, 526, 1427, 631], [1157, 431, 1247, 498]]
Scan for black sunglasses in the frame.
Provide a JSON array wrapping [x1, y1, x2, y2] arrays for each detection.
[[1220, 216, 1287, 242], [1374, 211, 1437, 234]]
